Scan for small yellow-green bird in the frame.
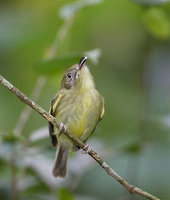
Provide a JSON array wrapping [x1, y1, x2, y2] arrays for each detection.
[[49, 57, 104, 177]]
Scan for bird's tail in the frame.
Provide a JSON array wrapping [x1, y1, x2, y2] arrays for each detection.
[[52, 142, 70, 177]]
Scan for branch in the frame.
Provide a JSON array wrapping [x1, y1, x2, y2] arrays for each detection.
[[0, 74, 160, 200]]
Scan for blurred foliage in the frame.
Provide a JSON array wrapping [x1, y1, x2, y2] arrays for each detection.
[[34, 49, 101, 75], [143, 7, 170, 39], [1, 0, 170, 200], [132, 0, 170, 6], [59, 188, 75, 200]]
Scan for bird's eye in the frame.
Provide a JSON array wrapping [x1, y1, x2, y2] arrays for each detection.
[[66, 73, 72, 80], [67, 73, 72, 78]]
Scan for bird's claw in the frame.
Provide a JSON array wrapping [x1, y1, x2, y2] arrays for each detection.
[[58, 123, 67, 135], [81, 144, 91, 154]]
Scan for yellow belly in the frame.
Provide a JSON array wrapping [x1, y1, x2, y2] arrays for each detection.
[[55, 89, 101, 143], [55, 93, 90, 138]]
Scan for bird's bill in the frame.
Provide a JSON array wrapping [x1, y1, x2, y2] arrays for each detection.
[[78, 56, 87, 71]]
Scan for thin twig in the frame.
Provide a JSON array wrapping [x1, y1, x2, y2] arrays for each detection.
[[0, 74, 160, 200], [45, 17, 74, 58]]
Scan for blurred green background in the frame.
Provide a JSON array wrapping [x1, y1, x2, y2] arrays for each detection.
[[0, 0, 170, 199]]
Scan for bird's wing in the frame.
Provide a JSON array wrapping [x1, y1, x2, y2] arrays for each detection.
[[49, 93, 63, 147], [99, 96, 105, 121]]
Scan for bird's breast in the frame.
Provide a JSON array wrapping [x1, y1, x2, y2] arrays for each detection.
[[56, 89, 100, 138]]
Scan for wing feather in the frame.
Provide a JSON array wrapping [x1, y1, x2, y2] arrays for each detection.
[[49, 94, 63, 147], [99, 96, 105, 121]]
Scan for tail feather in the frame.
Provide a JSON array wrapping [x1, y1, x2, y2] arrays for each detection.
[[52, 143, 70, 177]]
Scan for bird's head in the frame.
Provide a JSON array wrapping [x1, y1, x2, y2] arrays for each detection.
[[61, 57, 95, 90]]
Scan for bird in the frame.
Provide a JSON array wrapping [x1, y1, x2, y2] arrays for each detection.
[[49, 56, 105, 177]]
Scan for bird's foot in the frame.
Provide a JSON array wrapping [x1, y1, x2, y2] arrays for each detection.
[[58, 122, 67, 135], [81, 144, 91, 154]]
